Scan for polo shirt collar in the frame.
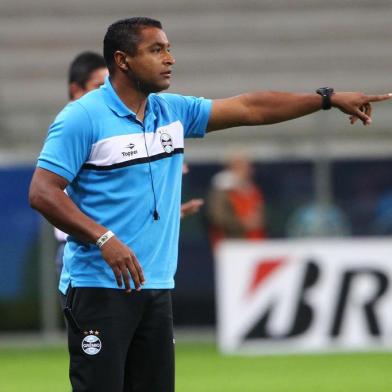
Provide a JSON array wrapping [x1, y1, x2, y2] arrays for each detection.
[[100, 76, 156, 123]]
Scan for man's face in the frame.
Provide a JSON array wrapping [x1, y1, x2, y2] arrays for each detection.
[[70, 67, 108, 100], [84, 68, 109, 92], [126, 27, 175, 93]]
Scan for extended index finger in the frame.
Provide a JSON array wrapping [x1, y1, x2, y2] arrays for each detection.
[[366, 93, 392, 102]]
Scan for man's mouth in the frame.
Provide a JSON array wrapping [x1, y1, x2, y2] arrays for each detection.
[[161, 70, 172, 78]]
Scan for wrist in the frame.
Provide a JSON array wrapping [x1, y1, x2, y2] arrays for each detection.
[[96, 230, 115, 248], [316, 87, 334, 110]]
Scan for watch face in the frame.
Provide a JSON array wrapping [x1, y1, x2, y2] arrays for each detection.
[[317, 87, 334, 95]]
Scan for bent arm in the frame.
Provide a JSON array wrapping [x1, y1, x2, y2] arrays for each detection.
[[207, 90, 391, 132], [29, 167, 106, 243], [29, 167, 145, 291]]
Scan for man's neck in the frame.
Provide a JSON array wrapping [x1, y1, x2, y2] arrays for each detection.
[[111, 74, 148, 122]]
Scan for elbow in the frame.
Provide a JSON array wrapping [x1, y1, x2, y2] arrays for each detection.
[[28, 168, 65, 214], [28, 184, 47, 213], [29, 188, 42, 211]]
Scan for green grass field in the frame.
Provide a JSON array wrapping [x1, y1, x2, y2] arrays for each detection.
[[0, 342, 391, 391]]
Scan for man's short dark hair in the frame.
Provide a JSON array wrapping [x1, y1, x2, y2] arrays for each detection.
[[103, 17, 162, 73], [68, 51, 106, 90]]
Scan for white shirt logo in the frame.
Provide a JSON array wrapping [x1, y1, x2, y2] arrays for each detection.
[[160, 133, 174, 153]]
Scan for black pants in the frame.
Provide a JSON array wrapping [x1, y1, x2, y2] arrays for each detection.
[[62, 288, 175, 392]]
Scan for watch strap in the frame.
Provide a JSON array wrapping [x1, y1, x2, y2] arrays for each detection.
[[316, 87, 334, 110]]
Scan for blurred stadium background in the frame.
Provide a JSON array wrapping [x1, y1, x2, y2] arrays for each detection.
[[1, 0, 392, 390]]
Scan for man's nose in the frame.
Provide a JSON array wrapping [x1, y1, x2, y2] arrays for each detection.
[[164, 51, 175, 65]]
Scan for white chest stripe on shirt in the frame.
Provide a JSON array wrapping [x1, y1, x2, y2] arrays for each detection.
[[85, 121, 184, 169]]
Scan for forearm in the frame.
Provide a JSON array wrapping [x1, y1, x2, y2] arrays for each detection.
[[29, 180, 106, 244], [207, 91, 322, 131], [243, 91, 322, 125]]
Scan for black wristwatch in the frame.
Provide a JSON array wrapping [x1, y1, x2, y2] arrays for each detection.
[[316, 87, 334, 110]]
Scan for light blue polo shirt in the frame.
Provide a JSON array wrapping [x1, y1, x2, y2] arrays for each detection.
[[37, 77, 212, 294]]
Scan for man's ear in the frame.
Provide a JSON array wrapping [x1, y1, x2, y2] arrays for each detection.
[[114, 51, 130, 72], [69, 82, 85, 101]]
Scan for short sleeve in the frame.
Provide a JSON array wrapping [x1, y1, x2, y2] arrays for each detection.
[[158, 94, 212, 138], [37, 101, 93, 183]]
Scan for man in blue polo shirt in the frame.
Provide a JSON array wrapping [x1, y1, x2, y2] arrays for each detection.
[[29, 17, 391, 392]]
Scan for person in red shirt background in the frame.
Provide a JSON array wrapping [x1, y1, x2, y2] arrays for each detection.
[[206, 154, 266, 246]]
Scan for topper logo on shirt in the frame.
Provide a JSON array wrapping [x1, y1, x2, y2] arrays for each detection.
[[160, 133, 174, 153], [122, 142, 138, 157]]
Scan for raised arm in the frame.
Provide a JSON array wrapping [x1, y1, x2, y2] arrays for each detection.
[[29, 168, 144, 292], [207, 90, 391, 132]]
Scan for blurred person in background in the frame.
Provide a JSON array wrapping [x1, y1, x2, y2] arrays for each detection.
[[206, 154, 266, 246], [286, 202, 351, 237], [372, 190, 392, 235], [67, 51, 108, 101], [29, 17, 391, 392]]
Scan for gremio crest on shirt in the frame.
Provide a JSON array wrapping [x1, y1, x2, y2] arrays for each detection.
[[160, 133, 174, 153]]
